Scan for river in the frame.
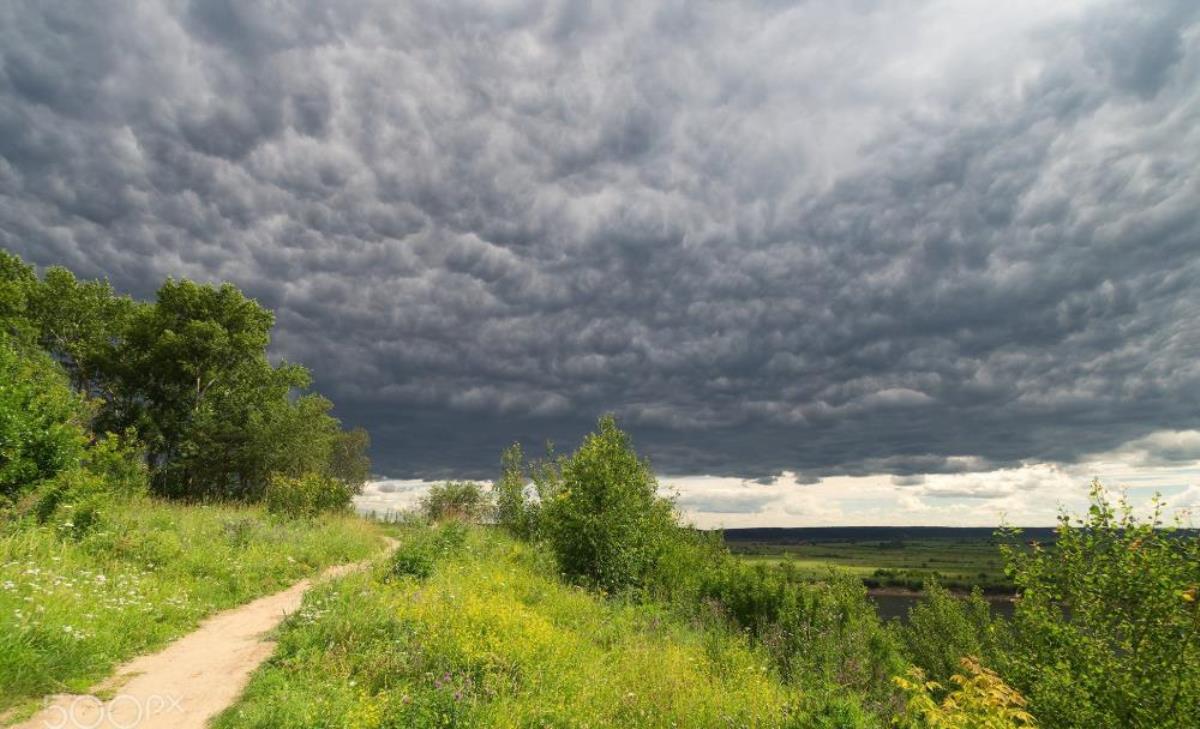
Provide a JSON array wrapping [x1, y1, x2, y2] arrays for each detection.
[[869, 590, 1016, 623]]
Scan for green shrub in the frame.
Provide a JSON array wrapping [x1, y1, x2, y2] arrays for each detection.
[[893, 657, 1037, 728], [696, 557, 905, 718], [387, 522, 468, 580], [537, 415, 681, 593], [81, 430, 149, 499], [264, 472, 352, 518], [0, 334, 86, 500], [390, 543, 436, 579], [993, 481, 1200, 728], [30, 467, 114, 539], [420, 480, 491, 522], [899, 582, 994, 686]]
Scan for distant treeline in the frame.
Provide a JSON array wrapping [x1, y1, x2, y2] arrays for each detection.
[[1, 248, 368, 510]]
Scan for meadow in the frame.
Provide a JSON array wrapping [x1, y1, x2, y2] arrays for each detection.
[[0, 499, 383, 717], [216, 523, 808, 729], [722, 527, 1040, 593]]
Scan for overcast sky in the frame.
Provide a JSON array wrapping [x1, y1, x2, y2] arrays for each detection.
[[3, 1, 1198, 525]]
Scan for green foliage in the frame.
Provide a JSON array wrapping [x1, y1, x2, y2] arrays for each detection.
[[0, 249, 372, 504], [0, 498, 383, 711], [420, 480, 492, 522], [29, 466, 116, 540], [0, 334, 87, 500], [993, 481, 1200, 728], [893, 658, 1037, 729], [264, 472, 353, 519], [699, 558, 905, 717], [537, 415, 681, 593], [495, 417, 902, 722], [900, 582, 995, 686]]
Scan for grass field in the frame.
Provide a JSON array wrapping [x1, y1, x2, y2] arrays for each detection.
[[216, 523, 811, 729], [0, 498, 385, 715], [723, 528, 1040, 593]]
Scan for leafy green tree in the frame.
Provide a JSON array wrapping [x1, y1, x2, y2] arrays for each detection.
[[995, 481, 1200, 728], [328, 427, 371, 493], [0, 333, 86, 499], [27, 265, 138, 397], [101, 278, 276, 466], [0, 250, 370, 504], [538, 415, 679, 592]]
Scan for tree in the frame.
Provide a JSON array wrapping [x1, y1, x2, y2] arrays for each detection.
[[537, 415, 679, 592], [27, 265, 137, 398], [328, 427, 371, 493], [494, 442, 535, 537], [0, 249, 372, 504], [0, 250, 38, 343], [98, 279, 277, 495]]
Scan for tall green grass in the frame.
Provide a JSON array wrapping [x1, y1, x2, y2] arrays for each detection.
[[216, 524, 808, 728], [0, 498, 383, 712]]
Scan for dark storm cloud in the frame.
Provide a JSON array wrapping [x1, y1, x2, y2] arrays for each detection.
[[2, 1, 1199, 480]]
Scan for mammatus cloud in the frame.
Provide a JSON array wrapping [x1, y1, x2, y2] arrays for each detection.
[[3, 2, 1198, 497]]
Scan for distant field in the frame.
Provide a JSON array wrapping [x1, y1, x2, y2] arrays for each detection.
[[720, 526, 1058, 593]]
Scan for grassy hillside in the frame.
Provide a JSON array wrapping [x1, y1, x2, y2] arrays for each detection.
[[216, 523, 810, 729], [0, 498, 384, 714]]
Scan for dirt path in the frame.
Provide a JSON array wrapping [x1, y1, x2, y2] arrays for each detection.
[[13, 539, 396, 729]]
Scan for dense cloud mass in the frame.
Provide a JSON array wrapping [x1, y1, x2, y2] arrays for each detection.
[[2, 0, 1198, 483]]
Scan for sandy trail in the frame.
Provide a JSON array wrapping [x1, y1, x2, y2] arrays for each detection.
[[12, 539, 395, 729]]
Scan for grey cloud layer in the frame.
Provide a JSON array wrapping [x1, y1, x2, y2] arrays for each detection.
[[2, 0, 1198, 479]]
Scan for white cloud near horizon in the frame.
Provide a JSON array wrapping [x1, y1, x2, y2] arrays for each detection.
[[357, 428, 1200, 528]]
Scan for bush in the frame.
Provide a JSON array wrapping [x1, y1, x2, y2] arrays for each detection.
[[694, 558, 905, 718], [899, 582, 994, 686], [537, 415, 680, 593], [81, 430, 149, 500], [387, 522, 468, 580], [0, 335, 86, 500], [264, 472, 352, 518], [420, 480, 491, 522], [893, 657, 1037, 728], [992, 481, 1200, 728]]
